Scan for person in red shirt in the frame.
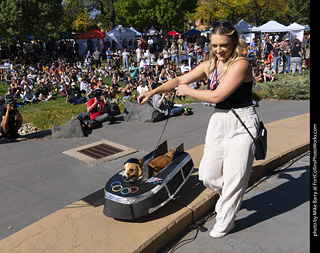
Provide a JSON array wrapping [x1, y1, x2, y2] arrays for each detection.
[[267, 50, 274, 63], [86, 90, 111, 123]]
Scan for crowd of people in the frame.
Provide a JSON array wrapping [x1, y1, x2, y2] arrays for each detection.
[[243, 32, 310, 83], [0, 30, 310, 140]]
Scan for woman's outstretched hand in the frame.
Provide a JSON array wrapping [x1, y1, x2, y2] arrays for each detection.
[[138, 91, 153, 105]]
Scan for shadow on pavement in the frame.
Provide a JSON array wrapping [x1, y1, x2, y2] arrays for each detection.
[[235, 165, 309, 232]]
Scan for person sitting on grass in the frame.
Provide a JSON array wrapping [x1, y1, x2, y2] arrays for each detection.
[[0, 99, 23, 140], [23, 86, 37, 104], [252, 65, 263, 83], [5, 87, 17, 104], [135, 80, 149, 100], [107, 85, 120, 101], [59, 71, 70, 95], [5, 71, 12, 85], [80, 76, 90, 95], [180, 61, 191, 74], [87, 89, 111, 124], [263, 63, 276, 82], [122, 83, 133, 100], [139, 57, 149, 70], [10, 79, 23, 99], [66, 82, 85, 105], [36, 82, 53, 102]]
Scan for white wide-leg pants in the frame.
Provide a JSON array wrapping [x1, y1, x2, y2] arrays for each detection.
[[199, 106, 259, 233]]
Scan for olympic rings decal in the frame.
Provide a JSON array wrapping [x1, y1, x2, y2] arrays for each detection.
[[111, 181, 139, 195]]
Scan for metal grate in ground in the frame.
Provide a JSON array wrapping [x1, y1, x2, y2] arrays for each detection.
[[77, 143, 124, 160], [63, 140, 137, 165]]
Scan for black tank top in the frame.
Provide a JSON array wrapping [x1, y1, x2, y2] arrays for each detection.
[[209, 80, 253, 109]]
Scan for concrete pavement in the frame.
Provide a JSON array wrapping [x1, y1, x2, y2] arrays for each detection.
[[165, 153, 310, 253], [0, 100, 310, 252]]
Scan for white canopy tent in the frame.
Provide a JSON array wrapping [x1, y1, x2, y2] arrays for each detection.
[[201, 29, 211, 37], [258, 20, 290, 33], [287, 22, 305, 41], [77, 39, 103, 56], [251, 26, 261, 32], [129, 26, 142, 36], [235, 19, 251, 33], [235, 19, 260, 43], [106, 25, 136, 50], [144, 26, 161, 43], [145, 26, 161, 36]]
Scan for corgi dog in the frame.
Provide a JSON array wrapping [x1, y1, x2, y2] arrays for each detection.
[[122, 148, 175, 182]]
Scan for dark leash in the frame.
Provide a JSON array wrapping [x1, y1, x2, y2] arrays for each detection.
[[152, 90, 177, 159]]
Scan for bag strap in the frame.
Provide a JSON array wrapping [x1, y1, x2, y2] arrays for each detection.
[[224, 100, 255, 141]]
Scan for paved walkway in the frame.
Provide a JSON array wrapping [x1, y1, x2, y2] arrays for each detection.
[[166, 153, 310, 253], [0, 107, 310, 253]]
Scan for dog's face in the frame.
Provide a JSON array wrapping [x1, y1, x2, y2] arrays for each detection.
[[122, 158, 145, 182]]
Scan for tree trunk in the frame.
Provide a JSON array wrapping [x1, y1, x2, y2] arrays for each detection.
[[161, 24, 169, 47], [109, 0, 116, 29]]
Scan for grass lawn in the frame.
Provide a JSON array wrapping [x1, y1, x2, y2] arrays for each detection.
[[0, 83, 87, 130], [0, 73, 121, 130], [0, 67, 309, 131], [254, 70, 310, 100]]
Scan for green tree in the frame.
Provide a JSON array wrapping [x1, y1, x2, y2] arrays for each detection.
[[285, 0, 310, 25], [215, 0, 250, 23], [114, 0, 154, 28], [61, 0, 116, 32], [189, 0, 292, 27], [61, 0, 94, 32], [93, 0, 116, 30], [189, 0, 250, 27], [0, 0, 63, 42], [246, 0, 289, 25], [114, 0, 197, 46]]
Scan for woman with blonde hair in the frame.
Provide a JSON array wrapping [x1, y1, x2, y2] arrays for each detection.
[[138, 21, 260, 238]]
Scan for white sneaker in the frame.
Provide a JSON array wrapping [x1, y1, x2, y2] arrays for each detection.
[[209, 223, 235, 238]]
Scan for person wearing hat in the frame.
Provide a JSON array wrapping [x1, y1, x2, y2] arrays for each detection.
[[281, 38, 291, 74], [0, 99, 23, 139], [66, 82, 85, 105], [5, 87, 17, 105], [139, 57, 149, 70]]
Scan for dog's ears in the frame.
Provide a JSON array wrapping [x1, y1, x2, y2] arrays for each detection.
[[124, 158, 140, 165], [139, 157, 146, 166], [138, 158, 146, 177]]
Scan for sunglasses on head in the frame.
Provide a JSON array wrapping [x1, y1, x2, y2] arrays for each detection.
[[212, 21, 232, 29]]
